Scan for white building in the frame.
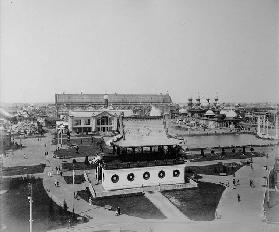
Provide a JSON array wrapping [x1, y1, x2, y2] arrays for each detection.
[[98, 118, 187, 191], [68, 109, 133, 134]]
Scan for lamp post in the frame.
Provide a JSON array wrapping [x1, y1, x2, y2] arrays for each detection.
[[28, 183, 33, 232], [72, 167, 75, 214], [267, 168, 270, 208]]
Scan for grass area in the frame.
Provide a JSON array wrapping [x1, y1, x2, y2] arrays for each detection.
[[53, 136, 112, 159], [2, 164, 46, 176], [64, 175, 85, 184], [162, 182, 225, 221], [185, 162, 244, 177], [190, 151, 264, 162], [62, 162, 95, 171], [1, 177, 86, 232], [77, 190, 166, 220]]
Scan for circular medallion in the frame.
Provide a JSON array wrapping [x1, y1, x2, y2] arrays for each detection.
[[143, 171, 150, 180], [173, 169, 180, 177], [158, 170, 165, 179], [127, 173, 135, 181], [111, 174, 119, 183]]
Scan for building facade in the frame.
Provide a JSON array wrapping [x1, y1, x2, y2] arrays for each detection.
[[55, 93, 173, 117], [68, 110, 131, 134]]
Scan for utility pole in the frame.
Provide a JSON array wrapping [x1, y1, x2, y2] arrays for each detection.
[[28, 183, 33, 232]]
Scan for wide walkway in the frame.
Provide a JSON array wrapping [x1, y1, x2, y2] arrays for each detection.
[[145, 191, 189, 221], [200, 146, 278, 224]]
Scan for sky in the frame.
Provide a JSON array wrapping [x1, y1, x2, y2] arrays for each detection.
[[0, 0, 278, 104]]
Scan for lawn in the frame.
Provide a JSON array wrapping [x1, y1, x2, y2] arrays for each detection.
[[184, 162, 244, 177], [77, 190, 166, 220], [1, 177, 86, 232], [64, 175, 85, 184], [162, 182, 225, 221], [62, 161, 95, 171], [2, 164, 46, 176]]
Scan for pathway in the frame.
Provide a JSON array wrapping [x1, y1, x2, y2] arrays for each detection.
[[145, 191, 189, 221]]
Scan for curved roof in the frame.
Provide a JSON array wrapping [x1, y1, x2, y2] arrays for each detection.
[[205, 110, 215, 116]]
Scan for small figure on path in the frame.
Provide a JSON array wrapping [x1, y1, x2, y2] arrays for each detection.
[[115, 206, 121, 216], [249, 180, 253, 188], [237, 194, 241, 202], [226, 181, 230, 187]]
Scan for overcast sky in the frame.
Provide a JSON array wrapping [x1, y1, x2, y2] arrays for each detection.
[[1, 0, 278, 104]]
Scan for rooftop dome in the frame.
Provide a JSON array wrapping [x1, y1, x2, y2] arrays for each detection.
[[205, 110, 215, 116]]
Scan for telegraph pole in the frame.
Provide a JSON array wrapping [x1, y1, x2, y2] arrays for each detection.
[[28, 183, 33, 232]]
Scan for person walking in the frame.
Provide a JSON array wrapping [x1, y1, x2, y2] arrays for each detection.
[[237, 194, 241, 202]]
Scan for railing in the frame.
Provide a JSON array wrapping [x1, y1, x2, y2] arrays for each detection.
[[84, 171, 96, 198], [103, 159, 185, 170]]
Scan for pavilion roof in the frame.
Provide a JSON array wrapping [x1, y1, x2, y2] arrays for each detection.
[[113, 136, 180, 148]]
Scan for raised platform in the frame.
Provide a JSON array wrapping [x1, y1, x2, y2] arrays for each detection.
[[89, 181, 197, 198]]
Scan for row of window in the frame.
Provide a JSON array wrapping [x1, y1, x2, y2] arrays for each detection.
[[73, 117, 113, 126], [74, 119, 90, 126], [111, 170, 180, 183]]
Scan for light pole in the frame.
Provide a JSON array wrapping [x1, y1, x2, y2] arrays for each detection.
[[28, 183, 33, 232], [266, 168, 270, 208], [72, 168, 75, 214]]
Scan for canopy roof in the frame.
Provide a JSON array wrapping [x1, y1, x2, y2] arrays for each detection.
[[113, 136, 180, 148]]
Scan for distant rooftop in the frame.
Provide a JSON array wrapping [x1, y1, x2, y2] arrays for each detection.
[[55, 93, 172, 105]]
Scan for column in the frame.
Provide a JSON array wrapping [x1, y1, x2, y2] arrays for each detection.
[[68, 116, 73, 132], [91, 117, 96, 132], [112, 117, 117, 131]]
